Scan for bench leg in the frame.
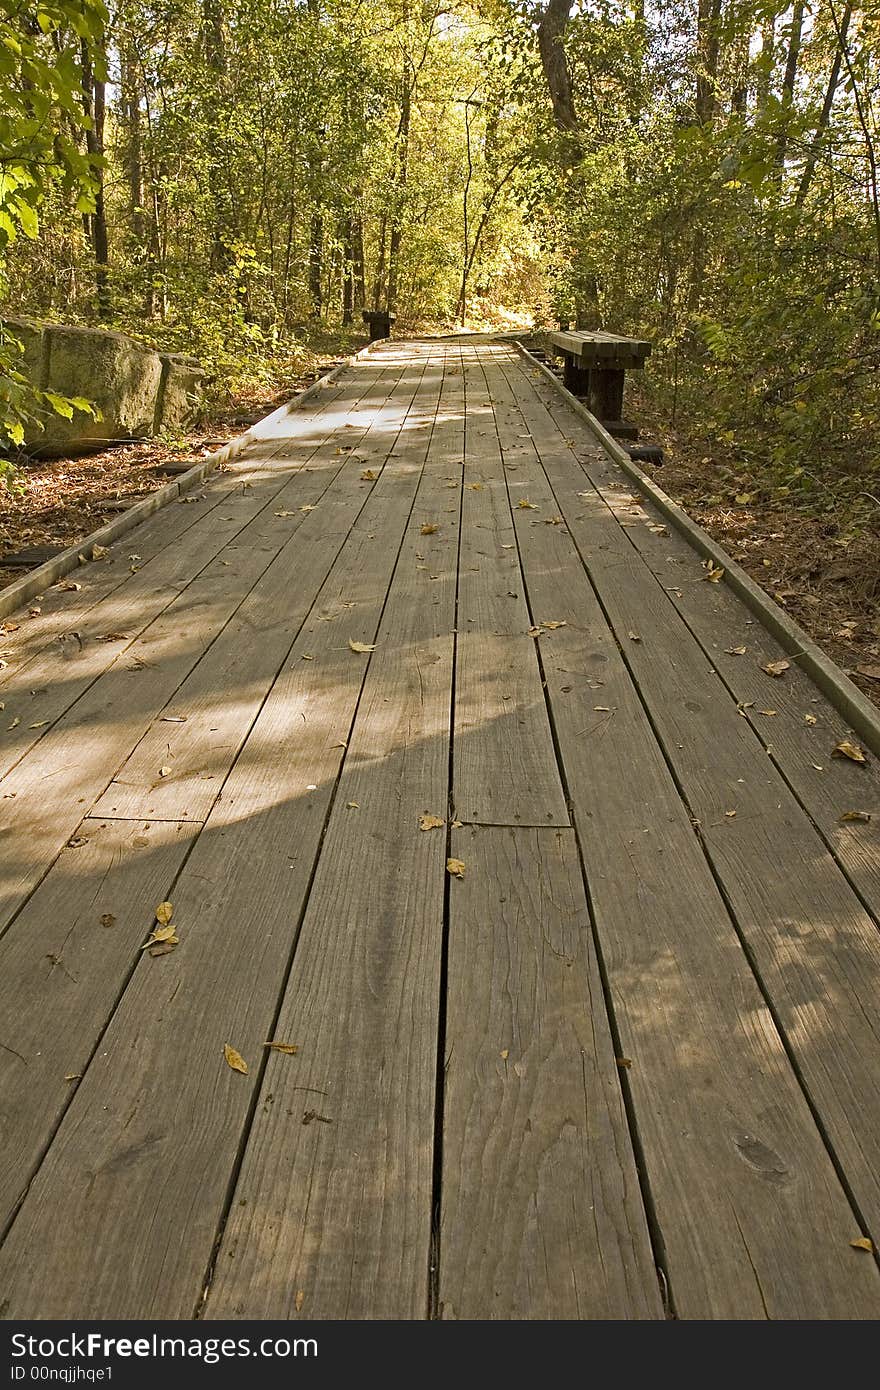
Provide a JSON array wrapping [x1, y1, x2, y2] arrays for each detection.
[[563, 356, 591, 395], [588, 368, 625, 423]]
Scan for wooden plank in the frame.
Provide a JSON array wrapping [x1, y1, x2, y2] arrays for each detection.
[[523, 453, 880, 1237], [0, 817, 197, 1238], [91, 367, 425, 822], [482, 350, 880, 1318], [453, 344, 569, 827], [0, 345, 447, 1319], [569, 442, 880, 926], [0, 367, 410, 933], [513, 361, 880, 1242], [439, 823, 662, 1320], [0, 369, 392, 777], [203, 345, 462, 1321]]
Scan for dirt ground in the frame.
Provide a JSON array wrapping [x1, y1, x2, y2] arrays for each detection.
[[628, 383, 880, 713]]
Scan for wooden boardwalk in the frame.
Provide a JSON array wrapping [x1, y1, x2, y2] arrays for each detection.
[[2, 337, 880, 1320]]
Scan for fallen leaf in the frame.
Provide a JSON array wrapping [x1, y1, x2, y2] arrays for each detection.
[[450, 819, 463, 828], [91, 544, 108, 560], [299, 505, 316, 512], [542, 620, 566, 630], [141, 923, 178, 950], [67, 836, 89, 848], [725, 646, 747, 656], [265, 1041, 299, 1054], [360, 469, 378, 481], [544, 515, 563, 525], [447, 857, 466, 879], [28, 607, 41, 617], [725, 810, 737, 818], [274, 509, 296, 518], [420, 523, 439, 536], [7, 717, 20, 729], [61, 582, 82, 592], [648, 524, 669, 536], [762, 659, 790, 677], [758, 709, 777, 717], [348, 639, 376, 653], [855, 665, 880, 682], [833, 740, 868, 765], [347, 801, 359, 809], [840, 810, 872, 823], [155, 902, 174, 925], [704, 565, 725, 583], [419, 813, 445, 831], [627, 631, 642, 643], [616, 1057, 633, 1069], [29, 721, 48, 729], [100, 913, 116, 928], [295, 1291, 305, 1312], [528, 625, 541, 637], [468, 482, 483, 491], [161, 715, 188, 723], [851, 1237, 874, 1253], [64, 1073, 82, 1083], [159, 765, 172, 777], [224, 1044, 248, 1074], [517, 499, 538, 509], [804, 713, 817, 725]]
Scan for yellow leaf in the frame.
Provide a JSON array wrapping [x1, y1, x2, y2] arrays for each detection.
[[347, 801, 359, 809], [159, 765, 172, 778], [758, 709, 777, 717], [833, 740, 868, 765], [840, 810, 871, 823], [725, 646, 747, 656], [762, 659, 790, 677], [850, 1237, 874, 1252], [155, 902, 174, 925], [91, 544, 108, 560], [704, 565, 725, 583], [265, 1041, 299, 1054], [360, 469, 378, 481], [141, 924, 178, 950], [616, 1057, 633, 1069], [541, 620, 566, 630], [804, 713, 817, 725], [446, 857, 466, 879], [295, 1290, 305, 1312], [224, 1044, 248, 1074], [348, 639, 376, 653], [627, 630, 642, 643], [420, 523, 439, 535], [299, 505, 316, 512], [419, 813, 445, 831], [517, 499, 538, 509], [500, 1049, 509, 1060], [468, 482, 483, 491]]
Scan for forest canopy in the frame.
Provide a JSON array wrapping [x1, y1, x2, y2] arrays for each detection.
[[2, 0, 880, 503]]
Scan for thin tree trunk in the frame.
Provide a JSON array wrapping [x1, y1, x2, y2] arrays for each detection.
[[775, 1, 805, 171], [80, 40, 109, 317], [202, 0, 229, 270], [352, 212, 366, 310], [386, 79, 410, 313], [796, 0, 853, 206], [342, 216, 354, 325]]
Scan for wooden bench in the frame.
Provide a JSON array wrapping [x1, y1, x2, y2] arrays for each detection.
[[545, 329, 651, 436]]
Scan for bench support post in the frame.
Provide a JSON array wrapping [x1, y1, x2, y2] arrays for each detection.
[[588, 367, 625, 424], [562, 355, 591, 396]]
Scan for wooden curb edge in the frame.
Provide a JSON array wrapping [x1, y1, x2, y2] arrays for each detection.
[[0, 340, 377, 622], [517, 339, 880, 759]]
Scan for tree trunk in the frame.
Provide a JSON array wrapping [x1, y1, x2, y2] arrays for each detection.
[[796, 0, 853, 206], [536, 0, 578, 134], [80, 40, 109, 317], [202, 0, 229, 270], [308, 211, 323, 316], [775, 1, 805, 171], [342, 216, 354, 325], [695, 0, 722, 124], [352, 212, 366, 310], [386, 79, 410, 314]]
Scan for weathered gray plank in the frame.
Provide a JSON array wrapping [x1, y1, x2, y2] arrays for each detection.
[[570, 440, 880, 927], [508, 357, 880, 1245], [203, 346, 463, 1321], [91, 368, 423, 822], [486, 350, 880, 1319], [0, 369, 410, 933], [0, 817, 197, 1237], [0, 347, 446, 1319], [0, 370, 390, 777], [453, 345, 569, 827], [439, 822, 662, 1320]]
